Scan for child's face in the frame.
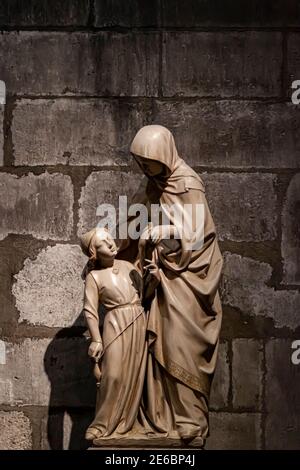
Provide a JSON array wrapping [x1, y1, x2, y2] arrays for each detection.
[[93, 232, 117, 267]]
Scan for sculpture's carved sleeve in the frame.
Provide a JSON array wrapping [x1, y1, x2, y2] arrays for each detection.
[[83, 272, 102, 343]]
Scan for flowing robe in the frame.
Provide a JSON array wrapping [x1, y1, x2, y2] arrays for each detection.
[[83, 260, 147, 438], [121, 125, 224, 440]]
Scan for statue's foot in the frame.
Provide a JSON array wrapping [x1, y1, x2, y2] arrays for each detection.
[[85, 427, 101, 441]]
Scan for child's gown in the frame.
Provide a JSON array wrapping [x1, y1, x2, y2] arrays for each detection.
[[83, 259, 147, 439]]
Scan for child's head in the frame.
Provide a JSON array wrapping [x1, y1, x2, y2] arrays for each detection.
[[80, 228, 117, 268]]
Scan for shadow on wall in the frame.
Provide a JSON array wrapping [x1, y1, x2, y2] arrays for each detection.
[[44, 313, 96, 450]]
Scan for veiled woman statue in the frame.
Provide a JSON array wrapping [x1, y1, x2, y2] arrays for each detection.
[[118, 125, 223, 446]]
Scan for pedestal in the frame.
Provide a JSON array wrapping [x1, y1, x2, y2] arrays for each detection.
[[88, 435, 204, 450]]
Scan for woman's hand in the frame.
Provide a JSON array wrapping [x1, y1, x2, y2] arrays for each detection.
[[143, 258, 161, 283], [88, 341, 103, 360], [142, 258, 161, 305]]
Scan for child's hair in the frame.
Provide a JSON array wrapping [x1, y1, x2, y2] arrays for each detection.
[[80, 227, 114, 276], [88, 238, 98, 263], [80, 227, 111, 257]]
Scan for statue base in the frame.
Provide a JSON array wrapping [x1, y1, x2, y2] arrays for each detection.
[[88, 435, 204, 449]]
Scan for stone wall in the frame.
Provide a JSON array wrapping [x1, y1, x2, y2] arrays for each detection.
[[0, 0, 299, 450]]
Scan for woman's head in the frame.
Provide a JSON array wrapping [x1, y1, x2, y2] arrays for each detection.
[[130, 125, 180, 177], [80, 228, 117, 268]]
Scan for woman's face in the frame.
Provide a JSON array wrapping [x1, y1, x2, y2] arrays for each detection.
[[133, 155, 165, 177], [92, 232, 117, 267]]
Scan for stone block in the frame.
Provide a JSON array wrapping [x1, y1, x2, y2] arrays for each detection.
[[210, 341, 230, 409], [0, 172, 73, 241], [281, 174, 300, 285], [206, 412, 261, 449], [0, 338, 96, 406], [78, 171, 140, 236], [203, 172, 277, 242], [232, 339, 263, 409], [0, 32, 159, 96], [0, 237, 47, 331], [13, 244, 86, 328], [0, 411, 32, 450], [287, 34, 300, 100], [265, 339, 300, 449], [12, 99, 150, 166], [0, 104, 3, 165], [161, 0, 300, 27], [94, 0, 159, 27], [153, 101, 300, 169], [0, 378, 13, 403], [0, 0, 89, 26], [221, 253, 300, 330], [162, 32, 281, 97]]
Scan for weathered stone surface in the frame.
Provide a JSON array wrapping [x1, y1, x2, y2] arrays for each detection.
[[0, 0, 89, 26], [232, 339, 263, 409], [78, 171, 140, 236], [0, 104, 3, 165], [0, 338, 96, 406], [41, 411, 93, 450], [13, 244, 86, 328], [210, 342, 230, 410], [266, 339, 300, 449], [0, 172, 73, 241], [162, 0, 300, 27], [0, 411, 32, 450], [203, 173, 277, 242], [153, 101, 300, 169], [0, 237, 47, 332], [162, 32, 281, 97], [206, 413, 261, 449], [0, 378, 13, 403], [0, 80, 5, 103], [94, 0, 159, 27], [282, 174, 300, 285], [0, 32, 159, 96], [287, 34, 300, 99], [0, 340, 5, 364], [12, 99, 150, 166], [221, 253, 300, 330]]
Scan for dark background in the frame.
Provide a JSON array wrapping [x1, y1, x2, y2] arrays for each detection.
[[0, 0, 299, 450]]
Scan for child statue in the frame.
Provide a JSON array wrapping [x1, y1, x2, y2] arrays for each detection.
[[79, 227, 147, 443]]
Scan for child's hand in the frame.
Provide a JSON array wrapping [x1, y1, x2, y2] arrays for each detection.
[[88, 341, 103, 360]]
